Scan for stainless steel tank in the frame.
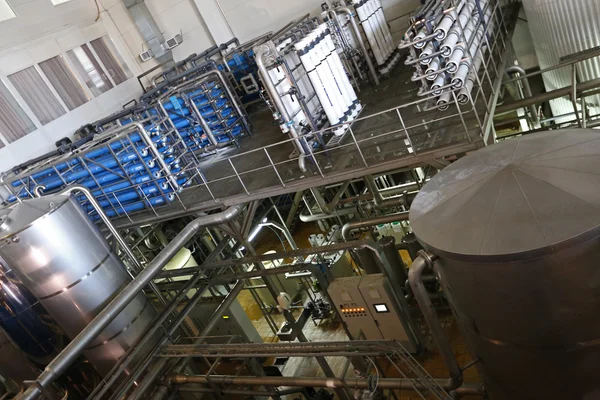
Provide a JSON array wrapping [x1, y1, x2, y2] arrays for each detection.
[[0, 195, 156, 376], [410, 130, 600, 400], [0, 327, 39, 385]]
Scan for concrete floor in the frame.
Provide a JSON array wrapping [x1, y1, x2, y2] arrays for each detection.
[[233, 223, 483, 400]]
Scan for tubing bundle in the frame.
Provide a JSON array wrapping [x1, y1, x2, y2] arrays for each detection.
[[6, 120, 189, 221], [160, 78, 251, 153], [295, 24, 362, 136], [352, 0, 400, 74], [400, 0, 497, 110]]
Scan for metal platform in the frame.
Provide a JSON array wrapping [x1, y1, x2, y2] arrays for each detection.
[[108, 57, 499, 229]]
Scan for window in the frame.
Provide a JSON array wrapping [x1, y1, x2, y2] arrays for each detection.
[[67, 44, 113, 96], [0, 0, 15, 22], [0, 80, 36, 143], [8, 67, 66, 125], [90, 36, 132, 85], [50, 0, 73, 4], [39, 55, 90, 111]]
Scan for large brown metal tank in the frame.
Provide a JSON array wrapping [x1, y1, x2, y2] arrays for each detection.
[[410, 130, 600, 400], [0, 195, 156, 376]]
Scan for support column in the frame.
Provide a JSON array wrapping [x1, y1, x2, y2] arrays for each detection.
[[191, 0, 235, 44]]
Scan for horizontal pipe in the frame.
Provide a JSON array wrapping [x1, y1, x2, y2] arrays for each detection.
[[177, 386, 302, 396], [496, 77, 600, 115], [170, 374, 456, 391], [342, 212, 409, 241], [15, 205, 245, 400], [299, 206, 358, 222]]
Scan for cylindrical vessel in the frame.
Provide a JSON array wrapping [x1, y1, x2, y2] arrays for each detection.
[[0, 328, 39, 385], [0, 195, 156, 376], [410, 130, 600, 400]]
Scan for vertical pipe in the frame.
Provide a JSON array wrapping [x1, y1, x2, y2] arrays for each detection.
[[409, 252, 462, 389], [379, 236, 408, 285]]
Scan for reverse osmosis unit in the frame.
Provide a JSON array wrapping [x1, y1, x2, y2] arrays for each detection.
[[401, 0, 499, 110], [255, 17, 362, 154], [142, 60, 252, 154], [4, 118, 191, 221], [352, 0, 400, 74]]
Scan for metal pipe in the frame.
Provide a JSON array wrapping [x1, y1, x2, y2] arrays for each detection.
[[170, 374, 455, 391], [146, 281, 249, 400], [450, 383, 486, 399], [299, 206, 357, 222], [496, 77, 600, 115], [270, 14, 311, 42], [380, 236, 408, 285], [262, 221, 298, 251], [177, 387, 301, 396], [15, 205, 245, 400], [285, 191, 304, 228], [336, 6, 380, 86], [364, 175, 406, 210], [310, 185, 343, 214], [506, 65, 540, 129], [342, 212, 409, 241], [409, 252, 462, 389]]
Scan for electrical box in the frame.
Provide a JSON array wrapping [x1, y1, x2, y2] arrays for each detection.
[[164, 34, 183, 50], [328, 274, 416, 352], [139, 49, 153, 62]]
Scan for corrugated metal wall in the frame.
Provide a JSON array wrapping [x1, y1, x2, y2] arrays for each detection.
[[522, 0, 600, 121]]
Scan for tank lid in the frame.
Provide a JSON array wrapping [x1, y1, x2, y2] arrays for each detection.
[[410, 130, 600, 259], [0, 196, 70, 240]]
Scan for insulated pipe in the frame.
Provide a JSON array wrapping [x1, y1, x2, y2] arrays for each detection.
[[255, 44, 306, 158], [337, 7, 380, 85], [15, 204, 245, 400], [341, 212, 409, 241], [409, 252, 462, 389], [506, 65, 541, 129]]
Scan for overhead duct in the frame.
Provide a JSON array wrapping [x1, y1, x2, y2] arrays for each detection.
[[123, 0, 173, 63], [522, 0, 600, 122]]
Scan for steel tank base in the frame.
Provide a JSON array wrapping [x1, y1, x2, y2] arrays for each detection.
[[436, 237, 600, 400], [410, 130, 600, 400]]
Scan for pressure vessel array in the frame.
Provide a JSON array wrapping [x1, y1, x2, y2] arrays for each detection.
[[400, 0, 498, 110], [6, 117, 190, 220], [142, 61, 252, 154], [352, 0, 400, 74], [158, 80, 251, 152]]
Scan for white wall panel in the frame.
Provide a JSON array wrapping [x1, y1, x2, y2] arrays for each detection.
[[522, 0, 600, 120]]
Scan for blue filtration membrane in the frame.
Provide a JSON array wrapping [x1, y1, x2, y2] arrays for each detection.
[[8, 125, 188, 220], [160, 80, 248, 151]]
